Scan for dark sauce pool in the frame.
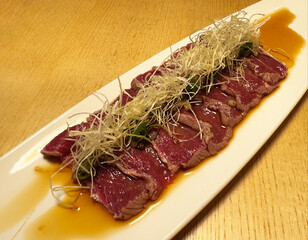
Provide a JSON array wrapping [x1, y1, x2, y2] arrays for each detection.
[[0, 7, 305, 240]]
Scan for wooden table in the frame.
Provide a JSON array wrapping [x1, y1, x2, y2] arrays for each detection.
[[0, 0, 307, 239]]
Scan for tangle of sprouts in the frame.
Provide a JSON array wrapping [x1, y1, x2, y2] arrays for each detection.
[[51, 11, 261, 204]]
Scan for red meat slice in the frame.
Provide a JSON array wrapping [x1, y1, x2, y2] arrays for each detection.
[[190, 104, 233, 155], [150, 123, 210, 172], [244, 50, 287, 85], [91, 165, 150, 220], [201, 87, 245, 127], [115, 143, 173, 200], [40, 122, 90, 162]]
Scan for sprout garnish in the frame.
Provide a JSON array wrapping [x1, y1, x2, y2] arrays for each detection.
[[51, 11, 262, 206]]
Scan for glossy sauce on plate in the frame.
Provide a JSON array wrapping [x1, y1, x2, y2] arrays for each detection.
[[259, 8, 305, 67], [1, 7, 305, 240], [24, 163, 176, 239]]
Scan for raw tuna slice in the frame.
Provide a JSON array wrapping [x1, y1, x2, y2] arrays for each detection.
[[244, 50, 287, 85], [257, 51, 288, 78], [115, 143, 173, 200], [192, 104, 233, 155], [150, 123, 210, 172], [180, 104, 233, 156], [41, 122, 90, 161], [91, 165, 150, 220], [240, 67, 278, 96], [201, 87, 245, 127], [218, 71, 262, 113], [218, 65, 280, 113]]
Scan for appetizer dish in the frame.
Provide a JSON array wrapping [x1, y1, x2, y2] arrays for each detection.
[[1, 0, 306, 239], [41, 11, 287, 220]]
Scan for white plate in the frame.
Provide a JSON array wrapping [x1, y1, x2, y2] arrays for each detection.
[[0, 0, 307, 239]]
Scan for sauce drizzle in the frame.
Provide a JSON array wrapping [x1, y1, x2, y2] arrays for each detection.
[[1, 7, 304, 240], [259, 8, 305, 68]]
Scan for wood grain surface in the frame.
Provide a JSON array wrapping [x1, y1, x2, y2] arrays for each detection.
[[0, 0, 307, 239]]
